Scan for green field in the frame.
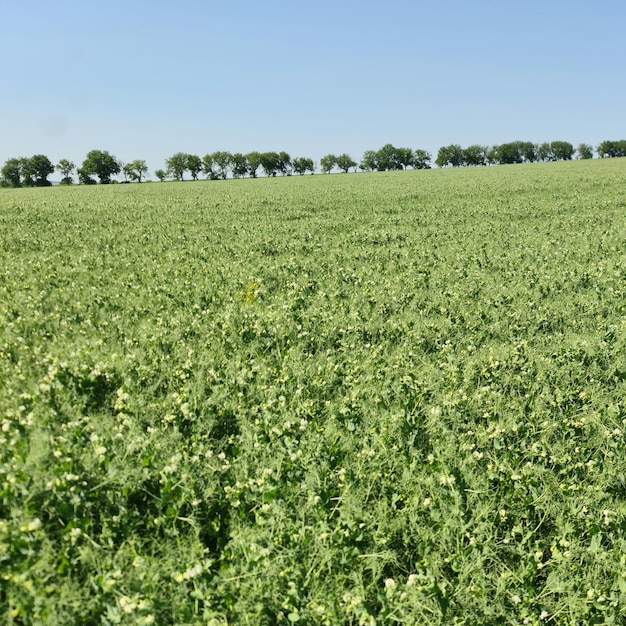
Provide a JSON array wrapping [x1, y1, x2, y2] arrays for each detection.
[[2, 159, 626, 624]]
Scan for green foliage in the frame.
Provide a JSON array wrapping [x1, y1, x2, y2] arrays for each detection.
[[186, 155, 203, 181], [57, 159, 75, 185], [292, 157, 315, 175], [211, 152, 232, 179], [124, 159, 149, 183], [231, 153, 249, 179], [2, 156, 54, 188], [246, 151, 263, 178], [577, 143, 594, 160], [260, 152, 280, 177], [81, 149, 121, 184], [463, 145, 488, 166], [278, 151, 292, 176], [166, 152, 189, 181], [2, 159, 626, 623], [154, 168, 167, 182], [436, 144, 465, 167], [597, 139, 626, 158], [550, 141, 574, 161], [359, 150, 378, 172], [320, 153, 336, 174], [27, 155, 55, 186], [335, 153, 357, 173], [413, 149, 432, 169], [1, 158, 23, 187]]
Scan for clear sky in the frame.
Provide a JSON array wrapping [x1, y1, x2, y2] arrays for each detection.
[[1, 0, 624, 175]]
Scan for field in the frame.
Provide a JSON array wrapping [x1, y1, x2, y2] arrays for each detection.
[[2, 159, 626, 625]]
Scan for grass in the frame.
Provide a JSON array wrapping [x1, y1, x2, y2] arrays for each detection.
[[2, 159, 626, 624]]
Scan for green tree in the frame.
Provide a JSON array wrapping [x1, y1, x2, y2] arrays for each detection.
[[20, 157, 36, 186], [246, 151, 262, 178], [577, 143, 594, 160], [231, 153, 249, 178], [597, 140, 626, 158], [81, 149, 121, 184], [77, 167, 96, 184], [490, 142, 523, 165], [359, 150, 378, 172], [320, 154, 336, 174], [536, 142, 553, 162], [376, 143, 402, 172], [413, 149, 432, 169], [393, 146, 415, 169], [1, 158, 22, 187], [154, 168, 167, 182], [166, 152, 189, 181], [125, 159, 149, 182], [335, 153, 357, 173], [550, 141, 574, 161], [57, 159, 75, 184], [278, 151, 292, 176], [436, 144, 465, 167], [25, 154, 54, 186], [186, 154, 203, 181], [120, 162, 131, 182], [519, 142, 537, 163], [260, 152, 280, 177], [292, 157, 315, 175], [212, 151, 232, 179], [463, 145, 488, 166], [202, 154, 217, 179]]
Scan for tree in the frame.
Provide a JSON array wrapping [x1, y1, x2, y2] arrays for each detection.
[[24, 154, 54, 186], [245, 151, 262, 178], [292, 157, 315, 175], [390, 146, 414, 170], [81, 149, 120, 183], [335, 153, 357, 173], [490, 142, 523, 165], [231, 153, 248, 178], [463, 145, 488, 166], [154, 168, 167, 182], [413, 149, 432, 169], [550, 141, 574, 161], [166, 152, 189, 181], [57, 159, 75, 184], [519, 142, 537, 163], [202, 154, 217, 179], [435, 144, 465, 167], [77, 167, 96, 184], [577, 143, 594, 160], [320, 154, 336, 174], [125, 159, 149, 182], [597, 140, 626, 158], [375, 144, 403, 170], [536, 142, 554, 162], [186, 154, 203, 181], [1, 158, 22, 187], [212, 151, 232, 179], [278, 151, 292, 176], [359, 150, 378, 172], [20, 157, 36, 186], [260, 152, 280, 177]]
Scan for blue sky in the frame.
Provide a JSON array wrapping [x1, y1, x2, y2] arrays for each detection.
[[1, 0, 624, 174]]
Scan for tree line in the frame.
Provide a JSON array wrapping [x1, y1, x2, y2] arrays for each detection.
[[2, 140, 625, 187], [435, 140, 626, 167]]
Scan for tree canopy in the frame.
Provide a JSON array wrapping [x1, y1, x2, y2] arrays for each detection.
[[80, 150, 120, 184], [2, 135, 624, 188]]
